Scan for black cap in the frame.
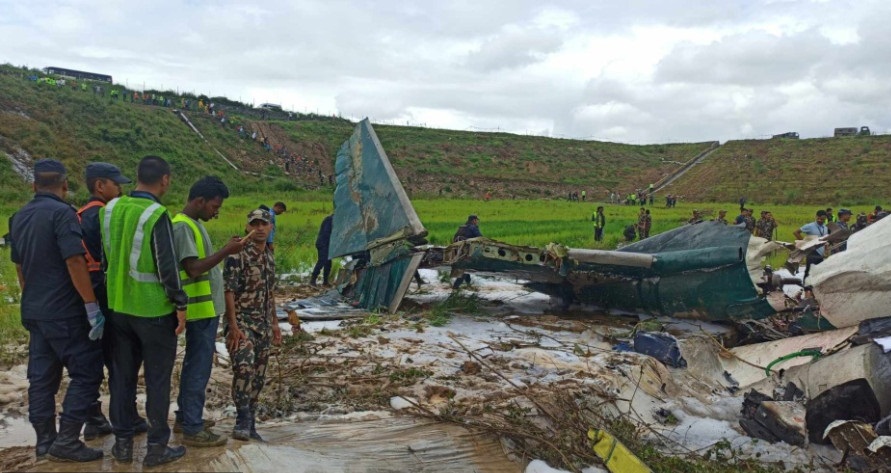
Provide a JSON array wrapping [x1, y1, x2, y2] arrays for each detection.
[[85, 162, 132, 184], [467, 214, 479, 222], [838, 208, 852, 216], [34, 159, 66, 174]]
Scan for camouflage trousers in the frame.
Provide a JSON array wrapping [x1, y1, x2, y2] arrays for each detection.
[[230, 323, 271, 410]]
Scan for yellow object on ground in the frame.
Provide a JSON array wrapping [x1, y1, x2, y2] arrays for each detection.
[[588, 428, 652, 473]]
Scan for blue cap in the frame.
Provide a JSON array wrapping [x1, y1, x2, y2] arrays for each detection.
[[34, 159, 66, 175], [85, 162, 132, 184]]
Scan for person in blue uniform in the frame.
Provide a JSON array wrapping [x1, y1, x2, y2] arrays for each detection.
[[9, 159, 105, 463]]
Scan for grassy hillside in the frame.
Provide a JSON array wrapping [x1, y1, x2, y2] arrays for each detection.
[[3, 63, 889, 208], [663, 136, 891, 206], [0, 64, 714, 205], [0, 66, 308, 205]]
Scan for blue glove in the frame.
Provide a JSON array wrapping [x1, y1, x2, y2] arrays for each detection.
[[85, 302, 105, 341]]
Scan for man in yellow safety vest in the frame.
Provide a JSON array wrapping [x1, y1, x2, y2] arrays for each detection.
[[171, 176, 243, 447]]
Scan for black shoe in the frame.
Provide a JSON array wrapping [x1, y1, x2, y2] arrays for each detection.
[[83, 401, 113, 440], [143, 444, 186, 468], [48, 420, 103, 462], [111, 437, 133, 463], [32, 418, 57, 460], [232, 408, 251, 441]]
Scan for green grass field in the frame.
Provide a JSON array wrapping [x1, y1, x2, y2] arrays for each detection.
[[0, 195, 842, 345], [200, 196, 839, 274]]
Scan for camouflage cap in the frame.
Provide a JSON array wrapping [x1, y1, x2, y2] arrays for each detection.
[[247, 209, 272, 223]]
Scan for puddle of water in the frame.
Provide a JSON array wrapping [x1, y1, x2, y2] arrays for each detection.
[[18, 415, 521, 472], [0, 416, 33, 447]]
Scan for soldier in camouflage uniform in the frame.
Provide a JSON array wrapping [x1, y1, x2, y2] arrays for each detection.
[[224, 209, 282, 442], [755, 211, 778, 241], [636, 207, 652, 239], [735, 208, 756, 233], [712, 209, 728, 225]]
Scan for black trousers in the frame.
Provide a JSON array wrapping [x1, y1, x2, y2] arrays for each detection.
[[803, 253, 824, 283], [311, 247, 332, 284], [23, 317, 103, 425], [108, 311, 177, 445]]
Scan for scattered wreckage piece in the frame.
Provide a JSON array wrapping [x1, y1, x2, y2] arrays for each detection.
[[588, 428, 653, 473], [823, 420, 891, 472], [739, 388, 808, 446], [721, 326, 858, 387], [444, 224, 784, 321], [744, 343, 891, 444], [329, 118, 427, 312], [809, 217, 891, 329]]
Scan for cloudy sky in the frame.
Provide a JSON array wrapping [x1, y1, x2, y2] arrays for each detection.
[[2, 0, 889, 144]]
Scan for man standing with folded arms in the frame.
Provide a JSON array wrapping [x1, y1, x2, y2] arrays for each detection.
[[10, 159, 105, 463], [101, 155, 188, 467], [171, 176, 243, 447]]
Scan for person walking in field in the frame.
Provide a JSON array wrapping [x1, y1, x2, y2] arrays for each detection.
[[172, 176, 244, 447], [310, 214, 334, 287], [592, 206, 606, 242], [225, 209, 282, 442], [640, 209, 652, 239]]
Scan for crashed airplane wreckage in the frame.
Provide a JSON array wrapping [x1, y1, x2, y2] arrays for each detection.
[[285, 119, 891, 466], [315, 119, 891, 329]]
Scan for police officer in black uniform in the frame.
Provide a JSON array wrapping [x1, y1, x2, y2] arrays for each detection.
[[9, 159, 105, 462]]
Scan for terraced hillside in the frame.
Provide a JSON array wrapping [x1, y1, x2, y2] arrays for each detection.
[[0, 64, 714, 204], [5, 63, 888, 206], [664, 137, 891, 205], [283, 120, 714, 198], [0, 67, 308, 204]]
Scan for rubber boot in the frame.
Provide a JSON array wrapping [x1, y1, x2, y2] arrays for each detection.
[[33, 418, 57, 460], [232, 408, 251, 441], [249, 406, 265, 442], [47, 419, 103, 462], [111, 437, 133, 463], [143, 443, 186, 468], [83, 401, 113, 440]]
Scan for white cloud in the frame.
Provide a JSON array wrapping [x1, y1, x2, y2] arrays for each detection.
[[0, 0, 889, 143]]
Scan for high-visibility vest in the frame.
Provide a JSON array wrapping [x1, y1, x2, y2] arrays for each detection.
[[76, 200, 105, 272], [171, 214, 216, 320], [101, 196, 174, 317]]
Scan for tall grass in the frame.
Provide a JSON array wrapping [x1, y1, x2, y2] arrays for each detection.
[[0, 253, 27, 357]]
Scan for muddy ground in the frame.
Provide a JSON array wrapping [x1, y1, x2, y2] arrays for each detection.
[[0, 272, 844, 472]]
